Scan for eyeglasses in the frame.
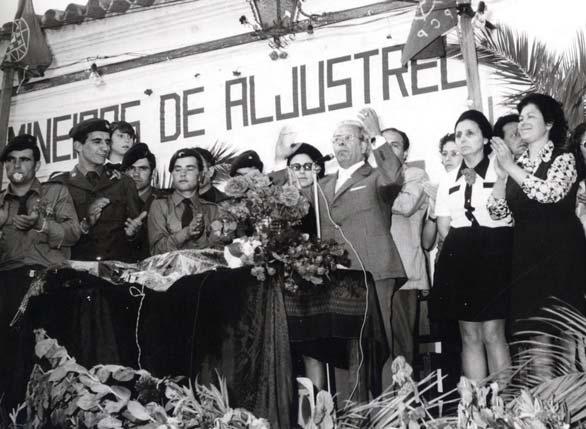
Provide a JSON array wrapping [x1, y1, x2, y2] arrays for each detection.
[[289, 162, 316, 172], [331, 135, 360, 145]]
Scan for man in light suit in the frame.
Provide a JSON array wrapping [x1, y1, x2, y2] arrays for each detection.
[[384, 127, 429, 366], [316, 113, 406, 386]]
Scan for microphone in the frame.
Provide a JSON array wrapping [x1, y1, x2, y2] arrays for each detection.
[[320, 154, 334, 162]]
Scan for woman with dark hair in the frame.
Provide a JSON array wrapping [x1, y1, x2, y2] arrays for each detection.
[[430, 110, 513, 384], [489, 94, 586, 344], [285, 143, 325, 236], [284, 143, 331, 389], [569, 123, 586, 234]]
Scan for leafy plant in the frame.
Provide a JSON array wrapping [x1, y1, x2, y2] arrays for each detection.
[[473, 25, 586, 128]]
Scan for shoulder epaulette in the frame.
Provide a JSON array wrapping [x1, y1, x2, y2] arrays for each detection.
[[47, 171, 70, 184]]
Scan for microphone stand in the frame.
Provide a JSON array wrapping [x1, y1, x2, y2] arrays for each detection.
[[311, 168, 332, 395]]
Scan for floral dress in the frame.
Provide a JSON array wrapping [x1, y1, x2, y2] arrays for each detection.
[[488, 142, 586, 330]]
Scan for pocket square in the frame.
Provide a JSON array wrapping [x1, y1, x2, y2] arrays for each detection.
[[349, 185, 366, 192]]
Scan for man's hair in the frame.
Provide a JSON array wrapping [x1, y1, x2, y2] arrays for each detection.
[[0, 134, 40, 162], [381, 127, 410, 151], [110, 121, 136, 139], [168, 148, 203, 172], [493, 114, 519, 139]]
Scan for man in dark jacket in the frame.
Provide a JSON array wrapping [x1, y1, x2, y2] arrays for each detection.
[[53, 118, 144, 262]]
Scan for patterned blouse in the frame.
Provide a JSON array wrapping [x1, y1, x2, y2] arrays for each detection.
[[487, 141, 577, 220]]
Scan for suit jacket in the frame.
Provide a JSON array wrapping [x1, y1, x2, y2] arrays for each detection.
[[317, 143, 406, 283], [390, 165, 429, 290], [53, 167, 143, 262]]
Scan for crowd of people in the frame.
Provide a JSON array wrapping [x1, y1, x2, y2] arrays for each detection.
[[1, 92, 586, 408]]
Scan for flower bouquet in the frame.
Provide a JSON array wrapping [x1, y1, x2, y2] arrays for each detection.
[[222, 172, 349, 293]]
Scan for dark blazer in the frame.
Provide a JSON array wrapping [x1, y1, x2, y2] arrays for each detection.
[[317, 143, 406, 283], [53, 167, 143, 262]]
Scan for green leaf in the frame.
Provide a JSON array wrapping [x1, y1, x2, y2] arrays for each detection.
[[35, 338, 57, 358], [113, 367, 135, 382], [127, 400, 152, 421], [77, 393, 100, 411], [97, 416, 124, 428], [111, 385, 131, 402]]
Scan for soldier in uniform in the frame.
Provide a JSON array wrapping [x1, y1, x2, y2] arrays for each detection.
[[122, 142, 166, 259], [52, 118, 144, 262], [148, 148, 229, 255], [194, 147, 228, 203], [0, 134, 80, 410]]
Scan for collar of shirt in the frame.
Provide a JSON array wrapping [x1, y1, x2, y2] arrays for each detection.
[[335, 161, 364, 191], [0, 178, 42, 207], [171, 190, 202, 208], [139, 186, 153, 203], [455, 155, 490, 181], [75, 164, 104, 177]]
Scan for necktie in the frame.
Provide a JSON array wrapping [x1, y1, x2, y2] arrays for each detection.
[[181, 199, 194, 228], [9, 190, 35, 215], [86, 171, 100, 187]]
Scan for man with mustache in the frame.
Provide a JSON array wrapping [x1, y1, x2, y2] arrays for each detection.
[[52, 118, 144, 262]]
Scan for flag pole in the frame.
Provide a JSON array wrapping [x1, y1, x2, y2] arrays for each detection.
[[457, 0, 483, 112], [0, 66, 15, 188]]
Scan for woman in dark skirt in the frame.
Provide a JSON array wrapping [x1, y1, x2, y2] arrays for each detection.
[[489, 94, 586, 344], [431, 110, 513, 384]]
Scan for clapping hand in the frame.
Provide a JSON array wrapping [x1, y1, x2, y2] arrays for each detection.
[[357, 107, 382, 140], [188, 213, 205, 238], [124, 211, 147, 237], [491, 137, 515, 174], [87, 197, 111, 226], [13, 211, 40, 231]]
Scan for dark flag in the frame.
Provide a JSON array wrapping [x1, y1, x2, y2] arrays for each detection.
[[1, 0, 52, 77], [401, 0, 458, 66]]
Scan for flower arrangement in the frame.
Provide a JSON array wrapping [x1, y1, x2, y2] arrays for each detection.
[[223, 171, 310, 224], [17, 329, 269, 429], [222, 172, 349, 293]]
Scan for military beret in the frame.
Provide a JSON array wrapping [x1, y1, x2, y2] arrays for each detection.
[[229, 150, 264, 177], [168, 147, 203, 172], [0, 134, 40, 162], [122, 142, 156, 171], [69, 118, 111, 142]]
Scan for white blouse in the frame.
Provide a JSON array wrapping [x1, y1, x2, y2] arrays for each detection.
[[435, 155, 512, 228]]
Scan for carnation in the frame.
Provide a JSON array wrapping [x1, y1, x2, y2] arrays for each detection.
[[278, 185, 300, 207], [224, 176, 250, 197]]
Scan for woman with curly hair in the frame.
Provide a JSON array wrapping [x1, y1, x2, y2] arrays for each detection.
[[489, 94, 586, 344]]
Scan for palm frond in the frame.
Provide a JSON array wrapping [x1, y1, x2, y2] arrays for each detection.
[[206, 140, 240, 185], [473, 24, 586, 127]]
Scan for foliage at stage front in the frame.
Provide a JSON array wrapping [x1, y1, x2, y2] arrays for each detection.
[[334, 302, 586, 429], [473, 25, 586, 128], [17, 329, 269, 429]]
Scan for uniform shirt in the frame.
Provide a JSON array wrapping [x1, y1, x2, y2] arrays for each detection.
[[0, 178, 80, 270], [53, 165, 143, 262], [435, 155, 512, 228], [148, 190, 224, 255]]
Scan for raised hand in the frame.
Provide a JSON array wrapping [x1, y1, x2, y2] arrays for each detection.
[[124, 211, 147, 237], [357, 107, 382, 140], [274, 125, 302, 162]]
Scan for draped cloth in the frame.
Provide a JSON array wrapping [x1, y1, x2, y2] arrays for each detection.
[[16, 267, 387, 427]]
